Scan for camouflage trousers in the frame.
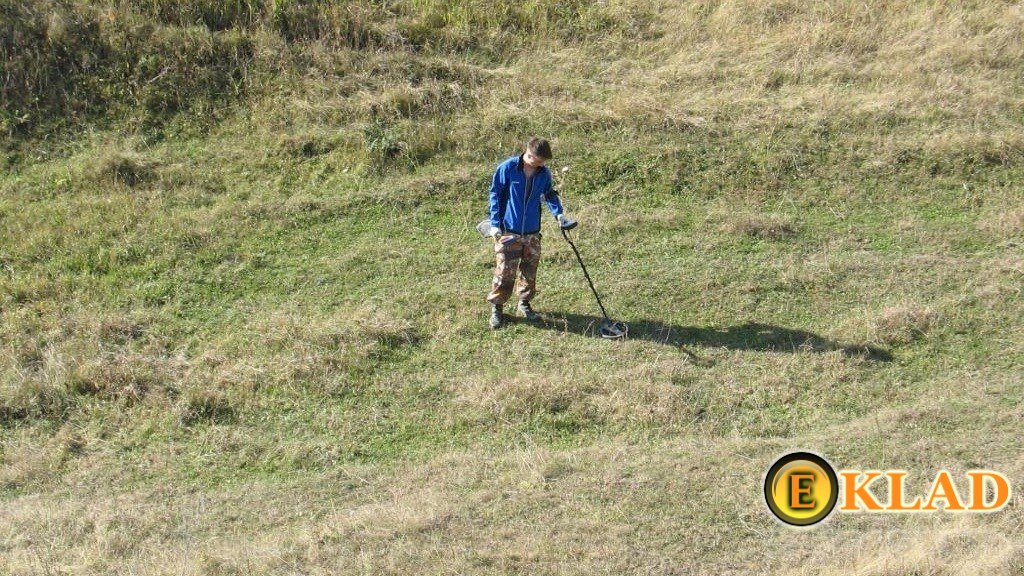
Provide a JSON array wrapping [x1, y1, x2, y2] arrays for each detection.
[[486, 233, 542, 306]]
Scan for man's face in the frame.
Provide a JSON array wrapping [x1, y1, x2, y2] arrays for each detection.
[[523, 149, 548, 169]]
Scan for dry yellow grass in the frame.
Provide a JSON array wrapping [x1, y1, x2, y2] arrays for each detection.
[[3, 410, 1022, 574]]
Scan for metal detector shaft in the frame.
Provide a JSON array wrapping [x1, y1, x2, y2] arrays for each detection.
[[561, 228, 612, 322]]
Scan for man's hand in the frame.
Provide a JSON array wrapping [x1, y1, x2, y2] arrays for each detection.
[[489, 226, 502, 240], [557, 214, 578, 230]]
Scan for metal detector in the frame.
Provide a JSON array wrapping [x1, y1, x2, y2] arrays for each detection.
[[559, 224, 628, 340]]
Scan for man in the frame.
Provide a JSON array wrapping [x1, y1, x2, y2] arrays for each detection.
[[485, 137, 576, 329]]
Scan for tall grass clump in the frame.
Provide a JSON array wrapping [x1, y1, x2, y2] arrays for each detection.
[[1, 0, 654, 151], [1, 0, 258, 145], [126, 0, 265, 30]]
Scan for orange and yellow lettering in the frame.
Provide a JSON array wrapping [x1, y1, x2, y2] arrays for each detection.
[[840, 471, 884, 511], [886, 472, 923, 511], [922, 471, 966, 511], [968, 471, 1011, 511], [790, 473, 815, 509]]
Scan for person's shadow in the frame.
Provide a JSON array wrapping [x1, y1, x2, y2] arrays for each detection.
[[533, 312, 893, 363]]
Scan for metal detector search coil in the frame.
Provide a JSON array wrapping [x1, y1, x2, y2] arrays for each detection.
[[600, 321, 628, 339]]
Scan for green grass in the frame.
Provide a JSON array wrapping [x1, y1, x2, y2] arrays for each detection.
[[3, 0, 1024, 573]]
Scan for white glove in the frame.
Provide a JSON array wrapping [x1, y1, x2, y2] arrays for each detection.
[[557, 214, 578, 230], [488, 225, 502, 240]]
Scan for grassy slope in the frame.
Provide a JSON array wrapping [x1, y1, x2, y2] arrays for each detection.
[[2, 0, 1023, 573]]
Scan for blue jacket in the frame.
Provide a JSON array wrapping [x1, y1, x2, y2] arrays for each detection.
[[489, 155, 564, 235]]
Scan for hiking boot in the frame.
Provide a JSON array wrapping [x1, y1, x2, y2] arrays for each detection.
[[517, 301, 540, 322], [489, 304, 503, 329]]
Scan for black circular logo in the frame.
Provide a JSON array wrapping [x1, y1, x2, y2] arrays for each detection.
[[764, 452, 839, 527]]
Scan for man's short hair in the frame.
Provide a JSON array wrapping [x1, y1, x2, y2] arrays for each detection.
[[526, 137, 552, 159]]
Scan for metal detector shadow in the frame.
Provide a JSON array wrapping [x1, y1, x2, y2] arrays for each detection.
[[536, 314, 893, 362]]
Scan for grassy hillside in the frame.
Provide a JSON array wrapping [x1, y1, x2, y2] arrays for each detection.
[[2, 0, 1023, 573]]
